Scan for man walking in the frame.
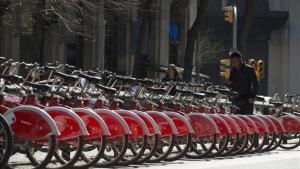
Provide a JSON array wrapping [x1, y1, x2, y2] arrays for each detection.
[[226, 51, 259, 115]]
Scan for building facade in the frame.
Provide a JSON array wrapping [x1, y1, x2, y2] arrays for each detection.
[[0, 0, 298, 96]]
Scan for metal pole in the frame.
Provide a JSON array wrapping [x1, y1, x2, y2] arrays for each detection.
[[233, 3, 238, 51]]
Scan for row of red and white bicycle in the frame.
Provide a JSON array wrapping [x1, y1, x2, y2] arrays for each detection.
[[0, 59, 299, 169]]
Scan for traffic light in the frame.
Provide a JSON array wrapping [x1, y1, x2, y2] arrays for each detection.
[[224, 6, 233, 23], [256, 59, 264, 79], [220, 59, 230, 79], [248, 59, 257, 69]]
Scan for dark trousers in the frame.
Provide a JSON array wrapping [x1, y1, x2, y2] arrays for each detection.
[[233, 97, 258, 147], [232, 97, 254, 115]]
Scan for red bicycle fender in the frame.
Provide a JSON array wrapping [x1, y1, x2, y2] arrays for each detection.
[[146, 111, 179, 135], [72, 108, 111, 136], [93, 109, 131, 135], [115, 110, 151, 136], [4, 106, 60, 140], [164, 111, 195, 134], [131, 110, 161, 135]]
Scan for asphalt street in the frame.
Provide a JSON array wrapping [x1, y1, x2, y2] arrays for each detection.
[[9, 147, 300, 169]]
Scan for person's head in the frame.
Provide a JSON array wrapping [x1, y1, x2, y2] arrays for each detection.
[[230, 51, 243, 68], [166, 64, 179, 78]]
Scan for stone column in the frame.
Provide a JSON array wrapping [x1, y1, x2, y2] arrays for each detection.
[[117, 19, 131, 75], [83, 1, 105, 70], [268, 0, 293, 95], [177, 5, 189, 67], [149, 0, 170, 79], [0, 23, 19, 61], [176, 0, 197, 71], [43, 24, 65, 64], [268, 28, 289, 96], [286, 0, 300, 93]]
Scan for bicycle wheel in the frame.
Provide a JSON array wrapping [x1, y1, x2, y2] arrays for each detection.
[[185, 134, 217, 159], [134, 134, 159, 164], [26, 135, 56, 169], [279, 132, 300, 150], [147, 134, 175, 163], [73, 136, 106, 169], [118, 135, 147, 165], [267, 133, 283, 151], [208, 134, 230, 157], [0, 115, 13, 169], [164, 133, 191, 161], [220, 134, 239, 156], [94, 134, 128, 167], [48, 136, 84, 169], [261, 133, 277, 152], [247, 133, 268, 154], [230, 133, 250, 155]]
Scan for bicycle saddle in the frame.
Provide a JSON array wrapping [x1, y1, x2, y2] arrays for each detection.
[[95, 84, 117, 95], [200, 90, 218, 97], [256, 95, 266, 102], [193, 92, 206, 100], [115, 75, 136, 84], [78, 73, 102, 84], [285, 93, 296, 97], [54, 72, 78, 82], [147, 87, 167, 94], [215, 88, 231, 95], [269, 101, 283, 107], [175, 88, 187, 93], [87, 70, 98, 76], [45, 65, 57, 71], [0, 57, 6, 64], [137, 78, 154, 87], [21, 62, 35, 68], [64, 64, 75, 72], [0, 75, 23, 83], [24, 82, 52, 92], [229, 91, 239, 98]]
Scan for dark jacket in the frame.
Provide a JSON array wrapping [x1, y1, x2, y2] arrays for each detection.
[[162, 76, 182, 82], [162, 75, 181, 96], [228, 63, 259, 99]]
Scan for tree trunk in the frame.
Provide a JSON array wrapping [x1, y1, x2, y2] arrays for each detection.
[[32, 0, 46, 65], [33, 22, 45, 65], [0, 0, 9, 17], [183, 0, 208, 82], [238, 0, 254, 55], [132, 0, 152, 78], [0, 0, 9, 30]]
